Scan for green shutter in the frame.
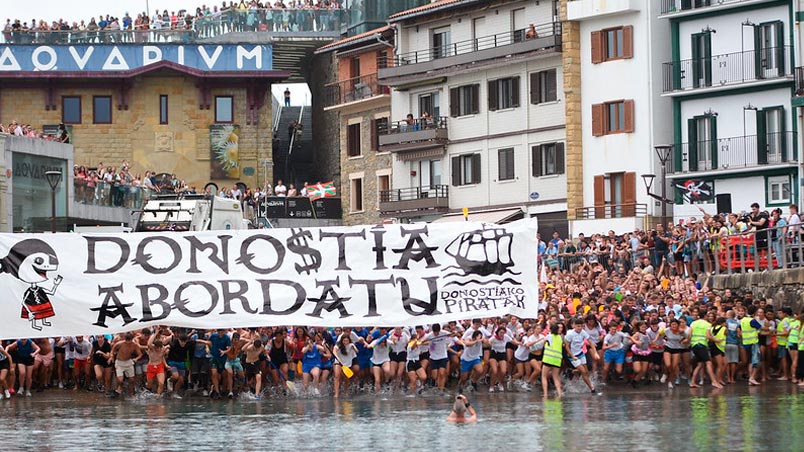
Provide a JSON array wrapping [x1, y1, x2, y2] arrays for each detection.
[[776, 22, 785, 76], [754, 25, 764, 79], [756, 110, 768, 165], [688, 118, 698, 171], [779, 108, 787, 162], [709, 115, 718, 169]]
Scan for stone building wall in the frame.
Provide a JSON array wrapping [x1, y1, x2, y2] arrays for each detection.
[[0, 74, 273, 191], [308, 52, 341, 190]]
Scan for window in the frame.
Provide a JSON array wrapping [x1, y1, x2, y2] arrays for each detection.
[[687, 114, 717, 171], [591, 26, 633, 64], [767, 176, 791, 204], [350, 178, 364, 212], [593, 172, 637, 218], [93, 96, 112, 124], [592, 100, 634, 136], [159, 95, 169, 124], [432, 27, 451, 59], [757, 107, 786, 164], [377, 174, 390, 207], [691, 32, 712, 88], [451, 153, 481, 186], [488, 77, 520, 111], [62, 96, 81, 124], [532, 143, 565, 176], [419, 92, 440, 119], [498, 148, 515, 181], [756, 21, 785, 77], [530, 69, 557, 104], [371, 117, 388, 152], [215, 96, 233, 123], [347, 123, 361, 157], [449, 84, 480, 117]]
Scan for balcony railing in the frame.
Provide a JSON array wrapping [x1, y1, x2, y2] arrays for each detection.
[[575, 203, 647, 220], [660, 0, 759, 16], [670, 132, 796, 174], [1, 8, 345, 44], [662, 46, 793, 93], [379, 21, 561, 79], [796, 66, 804, 96], [378, 117, 448, 150], [379, 185, 449, 217], [323, 73, 389, 108], [74, 180, 154, 209]]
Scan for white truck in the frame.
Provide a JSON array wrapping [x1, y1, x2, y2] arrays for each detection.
[[134, 194, 250, 232]]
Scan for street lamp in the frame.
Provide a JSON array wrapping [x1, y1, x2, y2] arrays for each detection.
[[642, 145, 674, 229], [45, 170, 62, 233]]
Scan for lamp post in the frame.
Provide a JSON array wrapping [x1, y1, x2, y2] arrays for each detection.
[[642, 145, 674, 229], [45, 170, 62, 233]]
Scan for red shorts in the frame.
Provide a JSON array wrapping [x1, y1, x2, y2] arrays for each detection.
[[146, 363, 165, 380], [74, 358, 90, 369], [20, 302, 55, 320]]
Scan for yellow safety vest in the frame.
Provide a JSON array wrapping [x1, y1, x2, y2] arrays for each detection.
[[777, 319, 789, 347], [690, 319, 711, 347], [712, 325, 726, 352], [542, 334, 563, 367], [788, 319, 801, 346], [741, 317, 758, 345]]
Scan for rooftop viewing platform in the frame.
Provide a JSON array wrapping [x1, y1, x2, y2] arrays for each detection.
[[1, 8, 345, 45]]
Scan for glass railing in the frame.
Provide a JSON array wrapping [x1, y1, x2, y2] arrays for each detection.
[[1, 8, 345, 44], [74, 180, 154, 209]]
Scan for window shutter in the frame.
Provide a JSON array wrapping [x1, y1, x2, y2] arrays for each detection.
[[471, 84, 480, 114], [622, 26, 633, 59], [370, 119, 377, 152], [498, 150, 506, 181], [450, 88, 459, 117], [623, 172, 636, 217], [530, 72, 540, 105], [591, 31, 602, 64], [532, 145, 542, 177], [687, 118, 698, 172], [623, 100, 635, 133], [592, 103, 604, 136], [488, 80, 498, 111], [756, 110, 768, 164], [546, 69, 557, 102], [471, 153, 481, 183], [556, 142, 565, 174], [511, 76, 520, 108], [451, 156, 462, 186], [593, 175, 605, 219]]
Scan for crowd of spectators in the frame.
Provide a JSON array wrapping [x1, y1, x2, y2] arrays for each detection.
[[0, 121, 69, 143], [73, 161, 195, 208], [2, 0, 344, 44], [540, 203, 802, 278]]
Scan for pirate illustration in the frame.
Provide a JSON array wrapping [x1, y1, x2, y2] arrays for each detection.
[[0, 239, 63, 331]]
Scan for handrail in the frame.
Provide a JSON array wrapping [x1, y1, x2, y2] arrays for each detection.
[[323, 73, 389, 107], [1, 8, 346, 44], [384, 21, 559, 67], [380, 185, 449, 203], [660, 0, 756, 15], [273, 104, 283, 133], [574, 203, 648, 220], [380, 117, 448, 135], [669, 132, 796, 173]]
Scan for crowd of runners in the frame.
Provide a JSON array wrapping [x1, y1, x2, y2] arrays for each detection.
[[1, 279, 802, 400]]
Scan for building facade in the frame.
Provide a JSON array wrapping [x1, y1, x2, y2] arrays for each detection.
[[316, 27, 395, 226], [566, 0, 672, 235], [661, 0, 799, 218], [379, 0, 569, 235]]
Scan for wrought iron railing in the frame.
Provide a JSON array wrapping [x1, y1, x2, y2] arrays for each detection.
[[380, 185, 449, 203], [575, 203, 647, 220], [670, 132, 796, 173], [323, 73, 389, 108], [379, 116, 448, 135]]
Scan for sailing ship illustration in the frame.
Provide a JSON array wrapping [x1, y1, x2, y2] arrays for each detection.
[[444, 225, 518, 277]]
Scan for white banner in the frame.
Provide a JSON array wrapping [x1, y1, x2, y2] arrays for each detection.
[[0, 219, 538, 339]]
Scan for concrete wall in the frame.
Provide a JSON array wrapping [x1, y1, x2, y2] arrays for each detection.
[[709, 268, 804, 313]]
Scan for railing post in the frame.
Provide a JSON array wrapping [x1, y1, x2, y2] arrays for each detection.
[[739, 235, 746, 274], [725, 237, 732, 275], [753, 233, 760, 271]]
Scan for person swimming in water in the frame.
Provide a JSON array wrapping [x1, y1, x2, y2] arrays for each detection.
[[446, 393, 477, 423]]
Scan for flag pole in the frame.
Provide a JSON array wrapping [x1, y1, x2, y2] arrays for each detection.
[[309, 196, 318, 220]]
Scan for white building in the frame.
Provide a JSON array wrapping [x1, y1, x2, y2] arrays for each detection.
[[567, 0, 672, 235], [377, 0, 569, 236], [660, 0, 798, 218]]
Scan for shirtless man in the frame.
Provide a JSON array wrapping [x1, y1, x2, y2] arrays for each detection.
[[142, 329, 170, 395], [32, 337, 54, 392], [242, 332, 267, 399], [112, 332, 143, 397], [446, 394, 477, 423]]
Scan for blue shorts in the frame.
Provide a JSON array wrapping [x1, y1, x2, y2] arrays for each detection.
[[302, 361, 320, 374], [778, 347, 788, 359], [225, 358, 243, 372], [430, 358, 448, 370], [320, 359, 333, 370], [357, 353, 372, 370], [167, 360, 186, 376], [604, 348, 625, 365], [461, 358, 481, 374]]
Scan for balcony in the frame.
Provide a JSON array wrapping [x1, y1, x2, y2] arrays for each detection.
[[378, 117, 448, 154], [575, 203, 647, 220], [323, 73, 389, 110], [662, 47, 793, 95], [567, 0, 642, 21], [659, 0, 769, 17], [379, 21, 561, 82], [0, 8, 345, 44], [670, 132, 797, 174], [379, 185, 449, 217]]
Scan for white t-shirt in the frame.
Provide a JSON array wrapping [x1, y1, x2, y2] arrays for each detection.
[[489, 334, 512, 353], [425, 331, 451, 360], [274, 184, 287, 196], [72, 339, 92, 360], [461, 339, 482, 362], [564, 329, 589, 356], [462, 326, 491, 340], [388, 330, 411, 354], [334, 345, 356, 367]]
